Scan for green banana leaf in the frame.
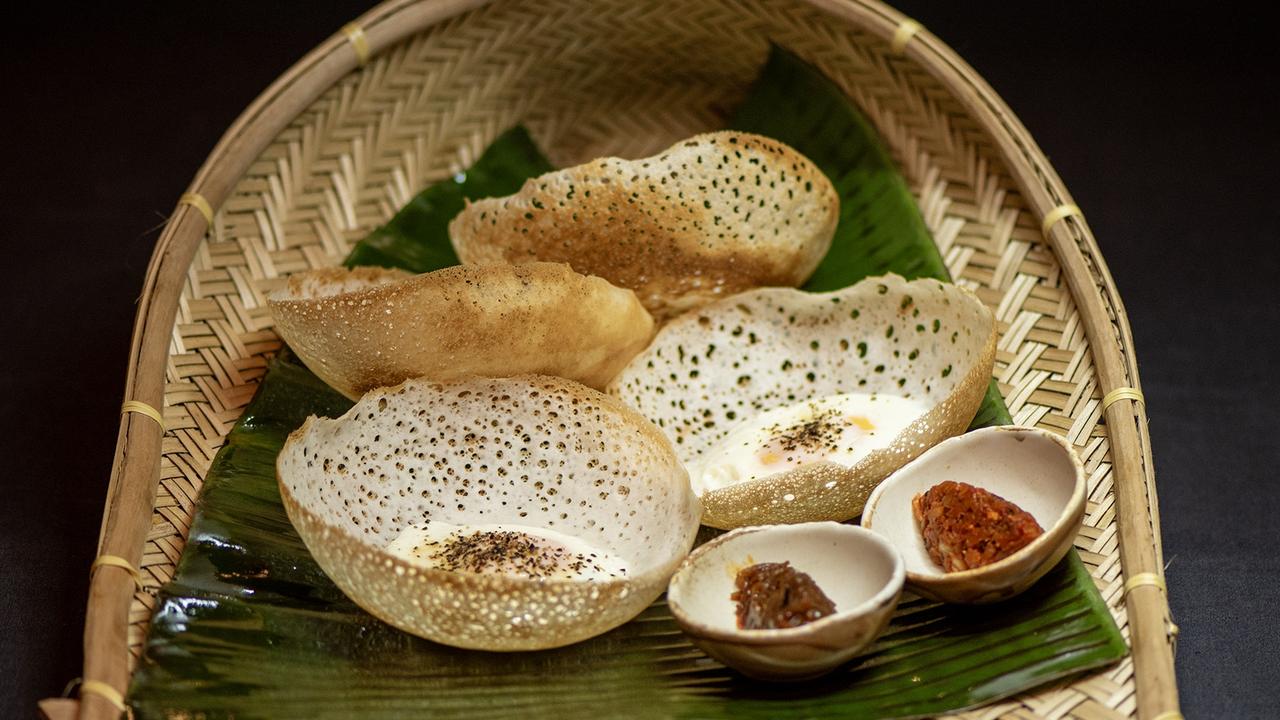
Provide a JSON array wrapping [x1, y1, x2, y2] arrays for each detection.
[[343, 126, 554, 272], [129, 46, 1124, 719]]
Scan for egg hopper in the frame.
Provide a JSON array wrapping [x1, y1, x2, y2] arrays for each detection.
[[610, 274, 997, 528], [861, 425, 1087, 604], [277, 374, 701, 650]]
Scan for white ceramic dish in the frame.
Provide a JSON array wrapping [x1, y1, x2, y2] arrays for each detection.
[[861, 425, 1085, 604], [666, 522, 904, 680]]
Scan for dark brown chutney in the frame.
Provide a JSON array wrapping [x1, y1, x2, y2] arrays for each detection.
[[731, 561, 837, 630]]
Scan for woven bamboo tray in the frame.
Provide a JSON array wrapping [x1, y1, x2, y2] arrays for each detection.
[[47, 1, 1180, 718]]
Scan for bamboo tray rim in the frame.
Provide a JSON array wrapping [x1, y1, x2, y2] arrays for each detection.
[[55, 2, 1178, 719]]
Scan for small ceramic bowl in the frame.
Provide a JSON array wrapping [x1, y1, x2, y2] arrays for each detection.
[[666, 522, 904, 680], [861, 425, 1085, 604]]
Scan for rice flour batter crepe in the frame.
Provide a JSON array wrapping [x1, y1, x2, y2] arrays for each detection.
[[609, 275, 996, 528], [268, 262, 654, 399], [449, 131, 838, 320], [277, 375, 701, 650]]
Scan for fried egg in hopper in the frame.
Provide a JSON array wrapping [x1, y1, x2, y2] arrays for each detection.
[[277, 375, 701, 650], [268, 262, 653, 399], [609, 274, 996, 529]]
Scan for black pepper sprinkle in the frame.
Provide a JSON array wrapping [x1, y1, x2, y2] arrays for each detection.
[[765, 405, 850, 455], [413, 529, 623, 580]]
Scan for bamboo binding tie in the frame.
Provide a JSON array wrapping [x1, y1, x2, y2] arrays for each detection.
[[1041, 203, 1082, 235], [891, 19, 922, 55], [80, 678, 128, 714], [121, 400, 165, 431], [91, 554, 144, 591], [1122, 571, 1166, 597], [177, 192, 214, 225], [342, 22, 371, 66], [1102, 386, 1145, 412], [1124, 571, 1181, 653]]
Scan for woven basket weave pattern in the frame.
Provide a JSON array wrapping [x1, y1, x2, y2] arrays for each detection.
[[136, 1, 1137, 717]]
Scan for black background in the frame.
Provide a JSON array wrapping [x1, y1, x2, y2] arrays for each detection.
[[2, 2, 1276, 717]]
